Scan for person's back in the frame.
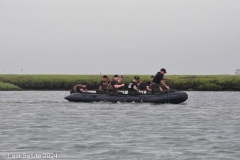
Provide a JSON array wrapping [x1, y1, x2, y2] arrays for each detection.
[[70, 83, 88, 94], [70, 84, 81, 94]]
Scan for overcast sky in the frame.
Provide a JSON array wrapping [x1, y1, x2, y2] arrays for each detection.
[[1, 0, 240, 75]]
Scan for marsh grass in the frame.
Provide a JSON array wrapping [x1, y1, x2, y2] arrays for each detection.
[[0, 81, 21, 91], [0, 74, 239, 91]]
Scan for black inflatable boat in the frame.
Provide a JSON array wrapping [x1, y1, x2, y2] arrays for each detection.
[[65, 90, 188, 104]]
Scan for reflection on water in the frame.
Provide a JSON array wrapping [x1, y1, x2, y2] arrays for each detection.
[[0, 91, 240, 159]]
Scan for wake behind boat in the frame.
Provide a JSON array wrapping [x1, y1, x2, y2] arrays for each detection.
[[65, 90, 188, 104]]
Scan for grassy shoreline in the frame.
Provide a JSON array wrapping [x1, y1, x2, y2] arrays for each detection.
[[0, 74, 240, 91], [0, 81, 21, 91]]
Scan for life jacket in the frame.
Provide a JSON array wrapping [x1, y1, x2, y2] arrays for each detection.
[[107, 80, 117, 92], [101, 82, 108, 91], [72, 85, 80, 92]]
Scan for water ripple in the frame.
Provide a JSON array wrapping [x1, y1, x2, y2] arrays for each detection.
[[0, 91, 240, 159]]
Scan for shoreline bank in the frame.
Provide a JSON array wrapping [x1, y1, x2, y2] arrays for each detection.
[[0, 74, 240, 91]]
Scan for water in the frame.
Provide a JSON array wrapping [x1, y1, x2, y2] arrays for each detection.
[[0, 91, 240, 160]]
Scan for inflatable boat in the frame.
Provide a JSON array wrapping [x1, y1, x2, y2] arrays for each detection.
[[65, 90, 188, 104]]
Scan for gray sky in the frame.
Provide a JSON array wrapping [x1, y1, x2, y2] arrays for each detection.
[[1, 0, 240, 75]]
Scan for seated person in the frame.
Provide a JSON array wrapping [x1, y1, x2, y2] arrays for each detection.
[[70, 83, 88, 94], [146, 76, 163, 94], [128, 76, 142, 95], [107, 75, 124, 94], [97, 75, 109, 93]]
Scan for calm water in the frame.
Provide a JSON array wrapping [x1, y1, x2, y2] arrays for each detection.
[[0, 91, 240, 160]]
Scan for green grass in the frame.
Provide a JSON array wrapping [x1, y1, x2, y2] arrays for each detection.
[[0, 81, 21, 91], [0, 74, 240, 91]]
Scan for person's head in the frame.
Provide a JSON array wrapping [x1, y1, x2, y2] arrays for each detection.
[[160, 68, 167, 74], [81, 83, 87, 89], [102, 75, 108, 82], [134, 76, 140, 83], [150, 76, 154, 81], [113, 75, 119, 81]]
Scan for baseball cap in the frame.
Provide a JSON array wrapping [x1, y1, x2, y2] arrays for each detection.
[[161, 68, 167, 73], [134, 76, 140, 80], [114, 75, 119, 77]]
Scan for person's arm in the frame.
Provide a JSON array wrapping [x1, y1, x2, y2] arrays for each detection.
[[133, 85, 140, 93], [99, 81, 103, 90], [114, 84, 124, 89], [159, 87, 163, 91], [160, 80, 170, 90], [163, 77, 170, 80], [146, 86, 152, 92], [80, 88, 88, 92]]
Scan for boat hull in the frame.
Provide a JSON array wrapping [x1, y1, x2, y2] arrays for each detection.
[[65, 91, 188, 104]]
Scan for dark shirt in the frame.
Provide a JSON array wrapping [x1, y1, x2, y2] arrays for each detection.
[[153, 72, 164, 84], [110, 80, 117, 87], [146, 81, 152, 87], [128, 81, 138, 92]]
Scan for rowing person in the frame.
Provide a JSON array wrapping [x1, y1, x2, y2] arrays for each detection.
[[152, 68, 170, 93], [146, 76, 154, 94], [128, 76, 142, 95], [107, 75, 124, 94], [97, 75, 110, 93], [70, 83, 89, 94]]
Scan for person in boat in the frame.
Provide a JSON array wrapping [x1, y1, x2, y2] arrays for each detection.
[[97, 75, 110, 93], [146, 76, 164, 94], [152, 68, 170, 93], [107, 75, 124, 94], [146, 76, 154, 94], [128, 76, 142, 95], [70, 83, 89, 94]]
